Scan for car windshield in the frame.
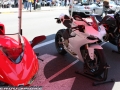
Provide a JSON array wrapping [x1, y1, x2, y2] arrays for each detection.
[[109, 1, 115, 4], [81, 0, 92, 5]]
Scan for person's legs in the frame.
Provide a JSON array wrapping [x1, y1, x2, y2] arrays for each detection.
[[24, 1, 27, 9], [56, 1, 58, 6], [48, 1, 52, 6], [61, 1, 64, 6], [0, 3, 2, 8], [29, 2, 32, 11], [27, 2, 29, 10], [39, 0, 42, 7]]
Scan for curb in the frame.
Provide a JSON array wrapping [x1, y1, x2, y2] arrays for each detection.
[[0, 7, 68, 14]]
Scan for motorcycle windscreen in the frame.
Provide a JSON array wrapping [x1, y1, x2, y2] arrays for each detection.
[[83, 16, 99, 31], [90, 16, 99, 31], [81, 0, 92, 5], [0, 34, 24, 63]]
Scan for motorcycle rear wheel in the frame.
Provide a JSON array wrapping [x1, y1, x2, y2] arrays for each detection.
[[83, 49, 106, 76], [55, 29, 67, 55]]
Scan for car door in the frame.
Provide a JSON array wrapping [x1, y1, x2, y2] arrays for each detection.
[[116, 4, 120, 12]]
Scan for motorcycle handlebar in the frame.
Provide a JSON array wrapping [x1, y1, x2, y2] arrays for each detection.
[[54, 18, 59, 19]]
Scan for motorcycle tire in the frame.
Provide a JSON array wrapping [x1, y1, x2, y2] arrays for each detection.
[[83, 49, 106, 76], [55, 29, 67, 55]]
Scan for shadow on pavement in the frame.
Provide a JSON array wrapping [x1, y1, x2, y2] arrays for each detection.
[[32, 34, 120, 90]]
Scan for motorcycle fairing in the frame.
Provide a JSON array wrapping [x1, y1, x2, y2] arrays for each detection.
[[73, 18, 106, 42], [68, 30, 102, 62], [85, 25, 106, 41], [0, 36, 39, 86], [99, 15, 115, 25]]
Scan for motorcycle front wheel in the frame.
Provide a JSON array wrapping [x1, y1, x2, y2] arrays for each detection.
[[83, 49, 106, 76], [55, 29, 67, 55]]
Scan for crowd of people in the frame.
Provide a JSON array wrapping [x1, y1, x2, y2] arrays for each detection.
[[0, 0, 71, 9]]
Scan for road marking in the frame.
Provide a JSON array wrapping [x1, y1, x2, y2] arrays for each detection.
[[34, 39, 55, 49], [100, 42, 108, 46], [41, 59, 79, 86]]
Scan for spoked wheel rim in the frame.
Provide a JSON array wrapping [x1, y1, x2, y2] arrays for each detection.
[[56, 34, 64, 52]]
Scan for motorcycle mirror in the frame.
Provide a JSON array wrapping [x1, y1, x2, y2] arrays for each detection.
[[57, 19, 61, 23], [54, 18, 61, 23], [31, 35, 46, 48]]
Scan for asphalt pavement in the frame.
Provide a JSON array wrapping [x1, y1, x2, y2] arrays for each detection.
[[0, 6, 68, 14], [32, 34, 120, 90], [1, 9, 120, 90]]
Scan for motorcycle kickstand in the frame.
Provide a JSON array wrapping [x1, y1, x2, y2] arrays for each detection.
[[75, 64, 115, 86]]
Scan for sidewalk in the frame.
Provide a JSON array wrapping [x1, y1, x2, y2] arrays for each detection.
[[0, 6, 68, 14]]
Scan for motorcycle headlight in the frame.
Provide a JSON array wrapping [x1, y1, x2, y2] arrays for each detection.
[[2, 46, 24, 64], [1, 34, 24, 64]]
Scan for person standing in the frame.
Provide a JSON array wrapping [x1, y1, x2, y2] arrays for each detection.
[[64, 0, 66, 6], [23, 0, 28, 9], [27, 0, 34, 11], [96, 0, 100, 4], [38, 0, 42, 8], [47, 0, 52, 6], [61, 0, 64, 6], [0, 0, 3, 8], [103, 0, 109, 16]]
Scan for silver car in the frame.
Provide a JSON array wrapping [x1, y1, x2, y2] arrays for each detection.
[[99, 1, 120, 12], [69, 1, 103, 17], [69, 1, 120, 18]]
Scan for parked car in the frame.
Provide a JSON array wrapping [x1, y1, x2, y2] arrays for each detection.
[[1, 0, 15, 8], [69, 0, 120, 18], [99, 1, 120, 11], [69, 1, 103, 18]]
